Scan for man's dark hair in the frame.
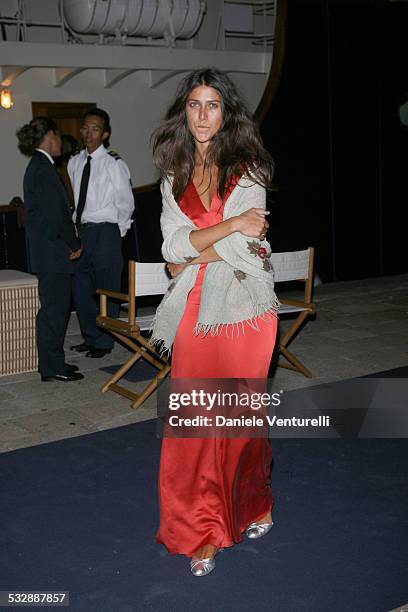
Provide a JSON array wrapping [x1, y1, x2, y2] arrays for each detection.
[[82, 107, 111, 148]]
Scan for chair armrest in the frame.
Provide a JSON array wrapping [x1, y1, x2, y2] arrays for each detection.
[[279, 297, 316, 312], [96, 288, 129, 302]]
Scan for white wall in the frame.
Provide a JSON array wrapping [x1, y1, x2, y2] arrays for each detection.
[[0, 67, 267, 201]]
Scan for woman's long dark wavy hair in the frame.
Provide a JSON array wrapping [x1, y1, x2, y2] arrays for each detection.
[[152, 68, 274, 202], [16, 116, 57, 156]]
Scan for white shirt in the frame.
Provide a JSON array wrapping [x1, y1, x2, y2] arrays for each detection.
[[36, 148, 55, 164], [67, 144, 134, 237]]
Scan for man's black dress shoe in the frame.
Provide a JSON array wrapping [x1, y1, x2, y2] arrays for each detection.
[[70, 343, 92, 353], [64, 363, 79, 372], [86, 347, 112, 358], [41, 372, 84, 382]]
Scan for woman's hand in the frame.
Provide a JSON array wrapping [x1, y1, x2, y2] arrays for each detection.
[[166, 263, 187, 278], [231, 208, 269, 239]]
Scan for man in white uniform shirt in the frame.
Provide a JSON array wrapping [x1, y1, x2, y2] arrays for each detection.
[[68, 108, 134, 358]]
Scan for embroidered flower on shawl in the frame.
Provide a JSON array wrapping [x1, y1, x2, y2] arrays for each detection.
[[234, 270, 247, 282], [258, 247, 267, 260], [246, 241, 272, 272], [246, 240, 261, 256], [262, 258, 272, 272]]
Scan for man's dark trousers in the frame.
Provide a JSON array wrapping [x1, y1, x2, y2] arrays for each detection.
[[37, 272, 72, 376], [73, 222, 123, 350]]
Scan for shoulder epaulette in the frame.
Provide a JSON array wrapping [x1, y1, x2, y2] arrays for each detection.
[[108, 150, 121, 160]]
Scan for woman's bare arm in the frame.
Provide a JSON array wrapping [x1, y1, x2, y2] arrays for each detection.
[[189, 246, 221, 264], [189, 208, 269, 253], [166, 247, 221, 278], [167, 207, 270, 277]]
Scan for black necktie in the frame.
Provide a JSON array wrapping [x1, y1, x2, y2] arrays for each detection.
[[76, 155, 92, 227]]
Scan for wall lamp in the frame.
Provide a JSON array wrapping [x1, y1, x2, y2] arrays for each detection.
[[1, 89, 14, 109]]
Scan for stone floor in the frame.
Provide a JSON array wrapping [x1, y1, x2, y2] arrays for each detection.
[[0, 274, 407, 453]]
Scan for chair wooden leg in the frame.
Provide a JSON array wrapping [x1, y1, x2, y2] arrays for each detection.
[[280, 311, 309, 347], [279, 346, 313, 378], [99, 327, 171, 409], [131, 364, 171, 410], [109, 383, 140, 402], [278, 311, 313, 378], [101, 351, 142, 393], [112, 332, 167, 371]]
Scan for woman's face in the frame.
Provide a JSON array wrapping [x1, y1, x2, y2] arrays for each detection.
[[186, 85, 223, 144]]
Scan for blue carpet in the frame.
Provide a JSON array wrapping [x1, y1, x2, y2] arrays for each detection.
[[363, 365, 408, 378], [0, 420, 407, 612]]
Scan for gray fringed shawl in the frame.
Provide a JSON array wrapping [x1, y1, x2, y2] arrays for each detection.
[[150, 174, 279, 354]]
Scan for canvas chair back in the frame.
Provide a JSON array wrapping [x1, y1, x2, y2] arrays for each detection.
[[96, 260, 171, 409], [135, 262, 170, 297], [271, 247, 316, 377]]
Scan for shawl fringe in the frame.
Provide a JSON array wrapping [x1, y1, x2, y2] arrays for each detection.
[[149, 299, 280, 357], [149, 335, 173, 358], [193, 299, 280, 338]]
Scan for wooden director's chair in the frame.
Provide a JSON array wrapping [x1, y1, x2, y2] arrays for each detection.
[[271, 247, 316, 377], [96, 261, 171, 409]]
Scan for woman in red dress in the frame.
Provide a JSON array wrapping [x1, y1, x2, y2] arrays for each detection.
[[152, 68, 277, 576]]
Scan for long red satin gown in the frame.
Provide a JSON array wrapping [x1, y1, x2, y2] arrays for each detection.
[[156, 180, 277, 557]]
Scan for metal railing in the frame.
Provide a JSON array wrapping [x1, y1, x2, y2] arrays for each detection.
[[217, 0, 276, 51]]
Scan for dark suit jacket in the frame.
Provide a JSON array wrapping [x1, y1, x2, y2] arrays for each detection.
[[23, 150, 80, 274]]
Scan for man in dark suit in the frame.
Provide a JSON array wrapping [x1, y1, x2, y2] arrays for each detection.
[[18, 116, 84, 382]]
